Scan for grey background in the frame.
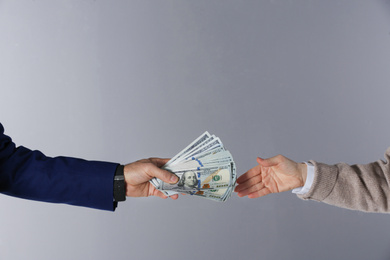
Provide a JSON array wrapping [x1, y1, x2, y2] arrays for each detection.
[[1, 1, 390, 259]]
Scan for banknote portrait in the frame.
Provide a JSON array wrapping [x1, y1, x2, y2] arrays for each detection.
[[177, 171, 198, 189]]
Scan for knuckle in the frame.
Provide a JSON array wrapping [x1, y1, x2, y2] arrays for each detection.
[[146, 158, 154, 163], [276, 154, 284, 160]]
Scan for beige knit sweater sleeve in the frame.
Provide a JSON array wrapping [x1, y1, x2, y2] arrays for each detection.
[[298, 148, 390, 213]]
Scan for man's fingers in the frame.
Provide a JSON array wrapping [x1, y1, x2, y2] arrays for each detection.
[[152, 188, 168, 199], [149, 185, 178, 199], [170, 194, 179, 200], [151, 188, 178, 200]]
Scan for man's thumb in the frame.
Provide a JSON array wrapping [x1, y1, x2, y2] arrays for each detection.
[[153, 167, 179, 184]]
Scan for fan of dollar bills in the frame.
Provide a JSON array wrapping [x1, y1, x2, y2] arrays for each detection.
[[150, 131, 236, 202]]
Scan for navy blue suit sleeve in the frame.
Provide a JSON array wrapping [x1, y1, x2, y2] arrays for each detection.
[[0, 123, 118, 211]]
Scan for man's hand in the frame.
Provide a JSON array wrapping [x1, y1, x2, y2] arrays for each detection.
[[124, 158, 179, 199], [234, 155, 307, 198]]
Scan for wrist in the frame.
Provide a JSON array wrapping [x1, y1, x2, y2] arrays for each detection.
[[299, 163, 307, 187]]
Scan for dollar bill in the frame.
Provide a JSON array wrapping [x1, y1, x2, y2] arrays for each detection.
[[166, 131, 211, 165], [161, 164, 234, 191], [149, 132, 236, 201]]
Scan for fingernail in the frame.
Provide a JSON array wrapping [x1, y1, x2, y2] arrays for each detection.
[[170, 175, 178, 183]]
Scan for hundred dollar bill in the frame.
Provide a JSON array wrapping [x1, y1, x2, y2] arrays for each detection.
[[149, 131, 236, 201], [160, 164, 234, 192], [165, 157, 233, 172], [168, 135, 216, 166], [157, 163, 236, 197], [150, 131, 212, 190], [190, 147, 226, 161], [193, 188, 230, 201], [166, 131, 211, 165], [173, 138, 224, 165]]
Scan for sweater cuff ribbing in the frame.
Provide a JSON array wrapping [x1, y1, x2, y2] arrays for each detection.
[[298, 161, 339, 202]]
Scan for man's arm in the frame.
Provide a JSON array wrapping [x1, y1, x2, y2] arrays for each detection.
[[0, 123, 179, 211], [0, 123, 118, 210]]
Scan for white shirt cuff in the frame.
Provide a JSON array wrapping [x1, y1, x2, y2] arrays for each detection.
[[292, 162, 314, 195]]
